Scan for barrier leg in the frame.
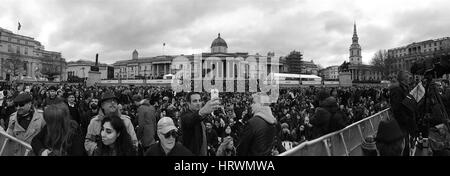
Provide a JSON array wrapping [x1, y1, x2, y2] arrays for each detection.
[[340, 133, 349, 156], [24, 149, 30, 156], [323, 139, 332, 156], [0, 138, 9, 156]]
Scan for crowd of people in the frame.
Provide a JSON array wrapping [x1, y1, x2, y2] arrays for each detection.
[[0, 81, 396, 156]]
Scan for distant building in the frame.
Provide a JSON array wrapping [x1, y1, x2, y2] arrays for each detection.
[[67, 60, 114, 80], [112, 33, 287, 80], [321, 65, 339, 80], [387, 37, 450, 78], [344, 23, 382, 81], [0, 27, 67, 81], [300, 60, 319, 75]]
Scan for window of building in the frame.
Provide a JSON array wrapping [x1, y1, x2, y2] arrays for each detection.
[[8, 37, 11, 42], [435, 42, 437, 46], [25, 47, 28, 55], [16, 46, 20, 54], [8, 45, 12, 52]]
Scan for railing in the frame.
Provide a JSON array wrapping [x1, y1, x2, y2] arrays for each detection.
[[0, 130, 33, 156], [279, 108, 390, 156]]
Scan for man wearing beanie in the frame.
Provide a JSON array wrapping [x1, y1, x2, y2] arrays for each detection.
[[375, 117, 406, 156]]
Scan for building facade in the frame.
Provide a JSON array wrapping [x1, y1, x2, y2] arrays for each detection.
[[67, 60, 114, 80], [321, 65, 339, 80], [0, 27, 67, 82], [112, 33, 287, 80], [300, 60, 319, 75], [345, 23, 382, 81], [387, 37, 450, 78]]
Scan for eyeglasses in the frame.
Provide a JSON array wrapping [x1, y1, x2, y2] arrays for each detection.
[[16, 103, 27, 107], [162, 130, 178, 139]]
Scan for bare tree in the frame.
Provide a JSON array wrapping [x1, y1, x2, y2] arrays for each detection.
[[3, 53, 25, 80], [370, 49, 389, 79]]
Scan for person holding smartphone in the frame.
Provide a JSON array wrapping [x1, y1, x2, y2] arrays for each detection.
[[180, 91, 221, 156]]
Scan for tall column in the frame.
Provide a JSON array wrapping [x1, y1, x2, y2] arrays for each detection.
[[30, 62, 34, 78], [1, 58, 3, 80], [164, 64, 167, 75], [351, 70, 353, 80], [28, 62, 32, 77], [156, 64, 159, 76]]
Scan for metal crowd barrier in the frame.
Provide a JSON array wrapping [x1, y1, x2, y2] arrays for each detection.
[[279, 108, 390, 156], [0, 130, 33, 156]]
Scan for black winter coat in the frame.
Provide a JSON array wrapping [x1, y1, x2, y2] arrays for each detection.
[[389, 83, 417, 134], [236, 115, 276, 156], [181, 109, 206, 156]]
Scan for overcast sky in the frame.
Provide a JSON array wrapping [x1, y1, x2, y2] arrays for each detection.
[[1, 0, 450, 66]]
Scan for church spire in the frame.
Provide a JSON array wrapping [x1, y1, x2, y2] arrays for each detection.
[[349, 21, 362, 65], [352, 22, 359, 44]]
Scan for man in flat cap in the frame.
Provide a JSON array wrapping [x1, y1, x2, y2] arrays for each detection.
[[43, 86, 64, 107], [5, 93, 45, 156]]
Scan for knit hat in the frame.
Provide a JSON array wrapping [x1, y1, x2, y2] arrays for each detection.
[[375, 117, 405, 144], [361, 135, 377, 151]]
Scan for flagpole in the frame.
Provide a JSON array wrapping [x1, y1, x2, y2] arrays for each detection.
[[163, 43, 165, 56]]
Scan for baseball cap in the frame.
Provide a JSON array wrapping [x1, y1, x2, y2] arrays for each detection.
[[158, 117, 177, 134]]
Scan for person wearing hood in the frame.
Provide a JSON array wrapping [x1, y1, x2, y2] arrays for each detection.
[[311, 93, 348, 139], [133, 94, 157, 152], [236, 92, 277, 156]]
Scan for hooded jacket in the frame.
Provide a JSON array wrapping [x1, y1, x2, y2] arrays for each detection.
[[136, 99, 157, 148], [311, 97, 348, 139], [236, 103, 277, 156]]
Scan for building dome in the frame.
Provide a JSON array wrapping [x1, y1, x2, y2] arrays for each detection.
[[211, 33, 228, 53], [211, 33, 228, 48]]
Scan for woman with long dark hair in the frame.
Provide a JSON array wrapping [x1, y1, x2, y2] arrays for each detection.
[[93, 114, 137, 156], [31, 103, 86, 156]]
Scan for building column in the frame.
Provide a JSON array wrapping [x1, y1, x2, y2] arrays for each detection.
[[30, 62, 34, 78], [28, 62, 32, 77], [350, 70, 352, 80], [164, 64, 167, 75], [1, 58, 3, 80], [350, 70, 353, 80], [156, 64, 159, 77]]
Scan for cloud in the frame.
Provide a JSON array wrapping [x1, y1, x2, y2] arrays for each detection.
[[1, 0, 449, 67]]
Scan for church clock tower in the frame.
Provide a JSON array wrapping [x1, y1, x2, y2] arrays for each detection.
[[349, 22, 362, 65]]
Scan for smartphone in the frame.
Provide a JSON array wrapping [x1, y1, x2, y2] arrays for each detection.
[[211, 89, 219, 99]]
